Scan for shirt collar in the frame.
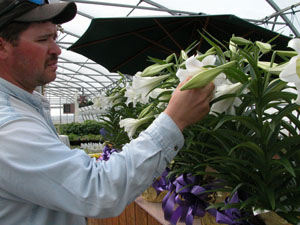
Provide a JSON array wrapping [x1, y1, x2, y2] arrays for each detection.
[[0, 78, 43, 110]]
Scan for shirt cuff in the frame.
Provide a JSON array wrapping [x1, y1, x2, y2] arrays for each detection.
[[145, 112, 184, 161]]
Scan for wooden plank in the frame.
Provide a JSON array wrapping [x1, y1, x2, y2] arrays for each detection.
[[111, 216, 119, 225], [118, 208, 127, 225], [125, 202, 136, 224], [87, 196, 203, 225], [104, 218, 113, 225], [87, 218, 103, 225], [148, 214, 162, 225], [135, 203, 148, 225]]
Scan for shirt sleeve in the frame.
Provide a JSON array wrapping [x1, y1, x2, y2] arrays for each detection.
[[0, 112, 184, 218]]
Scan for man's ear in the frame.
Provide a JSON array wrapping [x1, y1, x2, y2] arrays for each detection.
[[0, 37, 9, 59]]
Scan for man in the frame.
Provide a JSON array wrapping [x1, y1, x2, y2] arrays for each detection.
[[0, 0, 214, 224]]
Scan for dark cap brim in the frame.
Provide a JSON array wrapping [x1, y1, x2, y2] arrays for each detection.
[[14, 2, 77, 24]]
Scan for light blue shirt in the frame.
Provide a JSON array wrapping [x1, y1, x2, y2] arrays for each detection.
[[0, 78, 184, 225]]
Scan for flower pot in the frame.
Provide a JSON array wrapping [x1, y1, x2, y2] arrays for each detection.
[[200, 213, 226, 225], [142, 186, 168, 203], [200, 211, 292, 225]]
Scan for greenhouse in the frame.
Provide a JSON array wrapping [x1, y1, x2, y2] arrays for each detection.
[[48, 0, 300, 124], [1, 0, 300, 225]]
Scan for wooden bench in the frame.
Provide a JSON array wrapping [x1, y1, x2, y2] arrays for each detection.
[[87, 196, 201, 225]]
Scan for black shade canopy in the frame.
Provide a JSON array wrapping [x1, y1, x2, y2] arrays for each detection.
[[69, 14, 291, 75]]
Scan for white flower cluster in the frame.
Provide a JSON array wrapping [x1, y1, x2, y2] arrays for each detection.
[[80, 142, 104, 153], [124, 72, 171, 107], [92, 93, 121, 112], [94, 37, 300, 141], [279, 38, 300, 104]]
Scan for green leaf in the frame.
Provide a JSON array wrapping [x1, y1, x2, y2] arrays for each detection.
[[240, 196, 257, 209], [273, 158, 296, 177], [228, 142, 265, 157], [199, 32, 226, 62], [220, 203, 240, 211], [266, 188, 276, 210], [214, 115, 261, 136]]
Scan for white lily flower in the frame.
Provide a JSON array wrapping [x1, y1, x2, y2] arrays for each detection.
[[211, 81, 245, 115], [93, 94, 110, 109], [92, 96, 102, 108], [279, 38, 300, 105], [132, 73, 169, 94], [92, 93, 121, 111], [176, 55, 216, 82], [119, 115, 154, 140], [124, 85, 147, 107], [213, 73, 227, 87], [125, 72, 169, 106]]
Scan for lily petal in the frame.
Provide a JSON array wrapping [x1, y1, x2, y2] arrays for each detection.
[[119, 116, 154, 139], [201, 54, 216, 66], [288, 38, 300, 54], [294, 82, 300, 105], [211, 82, 244, 114], [176, 68, 193, 82], [279, 57, 299, 82], [185, 55, 204, 71]]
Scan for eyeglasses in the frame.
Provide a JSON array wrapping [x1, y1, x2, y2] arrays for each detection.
[[0, 0, 49, 18]]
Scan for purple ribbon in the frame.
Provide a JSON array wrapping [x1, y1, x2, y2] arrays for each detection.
[[101, 145, 117, 161], [212, 192, 244, 225], [152, 169, 170, 195], [156, 170, 252, 225], [162, 174, 211, 225]]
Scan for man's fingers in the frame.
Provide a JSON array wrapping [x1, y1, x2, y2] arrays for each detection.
[[177, 76, 193, 88]]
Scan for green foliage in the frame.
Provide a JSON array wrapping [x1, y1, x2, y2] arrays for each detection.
[[58, 120, 103, 136], [167, 34, 300, 223], [89, 32, 300, 223]]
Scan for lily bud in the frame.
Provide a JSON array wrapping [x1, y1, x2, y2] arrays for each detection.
[[165, 53, 176, 63], [196, 51, 217, 61], [180, 50, 188, 60], [229, 40, 237, 53], [180, 61, 236, 90], [257, 61, 287, 75], [141, 63, 174, 77], [276, 50, 297, 57], [138, 103, 154, 119], [255, 41, 272, 54], [230, 36, 253, 46], [205, 47, 216, 54]]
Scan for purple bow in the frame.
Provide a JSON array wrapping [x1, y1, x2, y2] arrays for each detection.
[[101, 145, 117, 161], [209, 192, 246, 225], [152, 169, 170, 195], [162, 174, 211, 225]]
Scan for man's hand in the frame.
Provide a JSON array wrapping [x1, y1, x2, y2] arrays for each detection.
[[164, 77, 215, 131]]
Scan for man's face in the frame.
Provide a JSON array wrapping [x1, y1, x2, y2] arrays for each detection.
[[7, 22, 61, 93]]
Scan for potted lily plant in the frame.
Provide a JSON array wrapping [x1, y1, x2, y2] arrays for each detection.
[[93, 33, 300, 225]]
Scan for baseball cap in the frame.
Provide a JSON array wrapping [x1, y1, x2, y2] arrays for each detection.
[[0, 0, 77, 29]]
